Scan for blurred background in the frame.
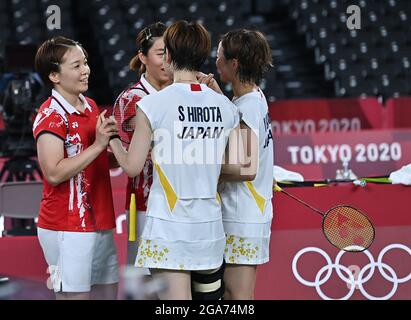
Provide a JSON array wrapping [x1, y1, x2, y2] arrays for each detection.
[[2, 0, 411, 105]]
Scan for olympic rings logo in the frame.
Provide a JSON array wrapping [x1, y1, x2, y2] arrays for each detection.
[[292, 244, 411, 300]]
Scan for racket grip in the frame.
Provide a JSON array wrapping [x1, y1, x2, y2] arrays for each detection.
[[353, 179, 367, 187], [128, 193, 137, 242]]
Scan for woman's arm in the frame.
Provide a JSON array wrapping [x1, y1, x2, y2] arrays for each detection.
[[109, 109, 152, 177], [238, 120, 258, 179], [107, 151, 120, 169], [221, 121, 258, 181], [37, 112, 118, 186], [197, 72, 258, 181]]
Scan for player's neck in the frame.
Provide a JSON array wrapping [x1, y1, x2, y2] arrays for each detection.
[[173, 70, 199, 84], [232, 80, 257, 98], [144, 73, 170, 91], [54, 87, 83, 111]]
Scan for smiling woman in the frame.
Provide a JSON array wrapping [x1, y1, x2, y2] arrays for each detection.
[[35, 38, 89, 88], [111, 22, 172, 270], [32, 36, 120, 300]]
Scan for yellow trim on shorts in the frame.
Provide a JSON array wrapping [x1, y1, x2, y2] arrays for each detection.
[[216, 192, 221, 205], [245, 181, 266, 213], [154, 162, 178, 212]]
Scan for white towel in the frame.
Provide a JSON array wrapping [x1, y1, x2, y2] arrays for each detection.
[[389, 164, 411, 185], [273, 165, 304, 182]]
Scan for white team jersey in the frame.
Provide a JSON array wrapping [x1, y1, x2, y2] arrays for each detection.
[[219, 89, 274, 224], [137, 83, 239, 224]]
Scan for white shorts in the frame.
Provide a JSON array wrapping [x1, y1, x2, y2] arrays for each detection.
[[125, 210, 150, 275], [223, 220, 272, 265], [136, 216, 226, 271], [37, 228, 119, 293]]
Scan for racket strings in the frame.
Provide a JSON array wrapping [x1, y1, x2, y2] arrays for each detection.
[[323, 205, 375, 252]]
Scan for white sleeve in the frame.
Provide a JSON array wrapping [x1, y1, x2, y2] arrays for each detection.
[[136, 95, 157, 130], [233, 108, 240, 129], [226, 99, 240, 129], [238, 100, 260, 136]]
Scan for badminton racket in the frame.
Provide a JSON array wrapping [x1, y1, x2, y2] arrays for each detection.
[[274, 184, 375, 252], [276, 176, 391, 188]]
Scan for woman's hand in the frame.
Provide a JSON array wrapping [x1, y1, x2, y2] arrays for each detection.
[[95, 110, 119, 150], [197, 72, 223, 94]]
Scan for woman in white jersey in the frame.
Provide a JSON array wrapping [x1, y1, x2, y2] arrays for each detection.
[[109, 21, 249, 299], [213, 29, 274, 300], [113, 22, 172, 266]]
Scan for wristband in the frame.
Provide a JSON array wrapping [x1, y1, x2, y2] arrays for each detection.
[[109, 135, 121, 142]]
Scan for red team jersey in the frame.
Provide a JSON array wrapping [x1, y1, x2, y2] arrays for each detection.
[[33, 89, 116, 232], [114, 75, 157, 211]]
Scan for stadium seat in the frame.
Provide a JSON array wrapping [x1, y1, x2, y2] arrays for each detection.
[[0, 182, 42, 219], [3, 0, 409, 103]]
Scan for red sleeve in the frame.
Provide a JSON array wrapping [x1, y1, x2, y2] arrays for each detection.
[[124, 94, 140, 120], [114, 91, 142, 140], [32, 108, 66, 141], [115, 91, 141, 121]]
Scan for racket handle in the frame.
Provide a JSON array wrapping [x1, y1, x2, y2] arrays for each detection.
[[353, 179, 367, 187], [128, 193, 137, 242]]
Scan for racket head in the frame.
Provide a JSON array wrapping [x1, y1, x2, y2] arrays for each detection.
[[322, 205, 375, 252], [111, 94, 136, 147]]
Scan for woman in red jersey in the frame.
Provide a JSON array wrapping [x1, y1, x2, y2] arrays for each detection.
[[113, 22, 172, 267], [33, 36, 119, 300]]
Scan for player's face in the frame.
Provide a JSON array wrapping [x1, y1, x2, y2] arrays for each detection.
[[51, 45, 90, 95], [216, 42, 234, 84], [145, 37, 171, 84]]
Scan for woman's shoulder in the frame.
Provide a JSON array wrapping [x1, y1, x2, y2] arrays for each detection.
[[121, 81, 148, 98], [36, 97, 65, 120], [236, 90, 267, 110], [33, 101, 67, 135], [37, 96, 53, 112]]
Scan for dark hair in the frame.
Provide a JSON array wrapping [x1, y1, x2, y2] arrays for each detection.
[[35, 36, 88, 88], [164, 20, 211, 71], [129, 22, 167, 75], [221, 29, 273, 84]]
